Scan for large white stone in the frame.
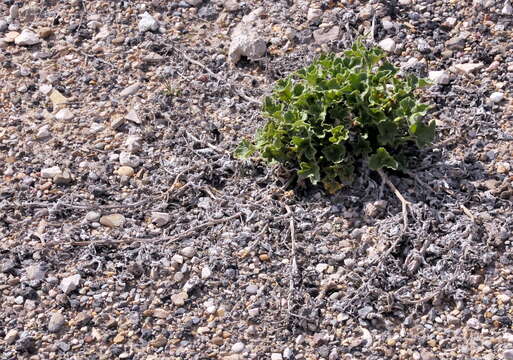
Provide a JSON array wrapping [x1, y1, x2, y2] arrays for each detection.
[[378, 38, 396, 53], [138, 12, 158, 33], [429, 70, 450, 85], [14, 29, 41, 46]]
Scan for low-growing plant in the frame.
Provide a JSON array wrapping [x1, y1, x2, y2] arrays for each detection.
[[235, 41, 435, 193]]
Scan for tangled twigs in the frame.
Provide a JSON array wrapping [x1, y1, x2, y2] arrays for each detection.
[[42, 212, 242, 248], [377, 169, 411, 231]]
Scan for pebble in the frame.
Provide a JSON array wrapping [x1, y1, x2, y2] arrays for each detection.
[[0, 20, 8, 32], [85, 211, 101, 222], [119, 83, 141, 97], [14, 29, 41, 46], [313, 26, 340, 44], [180, 246, 196, 258], [186, 0, 203, 5], [454, 63, 484, 75], [125, 135, 142, 153], [41, 166, 62, 178], [116, 166, 134, 177], [54, 169, 72, 185], [119, 151, 141, 167], [150, 335, 168, 348], [228, 11, 267, 64], [151, 212, 170, 227], [429, 70, 450, 85], [171, 292, 188, 306], [232, 342, 245, 353], [100, 214, 125, 228], [36, 125, 52, 140], [497, 294, 511, 304], [490, 92, 504, 103], [153, 309, 170, 319], [60, 274, 81, 294], [271, 354, 283, 360], [504, 350, 513, 360], [378, 38, 396, 52], [26, 264, 46, 281], [138, 12, 159, 32], [502, 1, 513, 15], [307, 7, 322, 23], [467, 318, 481, 330], [54, 108, 74, 121], [48, 312, 65, 333], [224, 0, 240, 12], [201, 266, 212, 279], [283, 348, 293, 359], [125, 109, 141, 124], [5, 329, 18, 345], [246, 284, 258, 294]]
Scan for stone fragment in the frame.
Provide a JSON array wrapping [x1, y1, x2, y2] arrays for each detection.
[[14, 29, 41, 46], [116, 166, 134, 177], [502, 1, 513, 15], [359, 5, 374, 20], [100, 214, 125, 228], [201, 266, 212, 279], [454, 62, 483, 74], [171, 292, 188, 306], [111, 114, 126, 130], [429, 70, 450, 85], [74, 312, 93, 326], [378, 38, 396, 52], [125, 135, 142, 153], [180, 246, 196, 258], [4, 31, 19, 43], [307, 7, 322, 23], [36, 125, 51, 140], [186, 0, 203, 6], [224, 0, 240, 12], [228, 11, 266, 64], [138, 12, 158, 32], [445, 36, 465, 50], [5, 329, 18, 345], [125, 109, 141, 124], [54, 108, 74, 121], [41, 166, 62, 178], [151, 212, 170, 227], [246, 284, 258, 294], [150, 335, 168, 347], [113, 333, 125, 344], [0, 20, 8, 32], [119, 83, 141, 97], [48, 312, 65, 333], [153, 309, 170, 319], [490, 92, 504, 103], [26, 264, 46, 281], [505, 350, 513, 360], [232, 342, 245, 353], [54, 169, 72, 185], [85, 211, 101, 222], [313, 26, 340, 44], [60, 274, 81, 294], [49, 89, 69, 106], [271, 354, 283, 360], [119, 151, 141, 167], [38, 27, 54, 39]]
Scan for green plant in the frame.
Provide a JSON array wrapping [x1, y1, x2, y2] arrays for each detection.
[[235, 41, 435, 192]]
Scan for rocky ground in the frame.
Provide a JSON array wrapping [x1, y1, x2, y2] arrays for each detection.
[[1, 0, 513, 359]]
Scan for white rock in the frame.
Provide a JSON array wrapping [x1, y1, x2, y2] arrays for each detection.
[[4, 329, 18, 345], [228, 14, 266, 64], [502, 1, 513, 15], [36, 125, 52, 140], [39, 84, 53, 95], [54, 108, 74, 121], [283, 348, 293, 359], [313, 26, 340, 44], [454, 62, 483, 74], [85, 211, 101, 222], [307, 7, 322, 22], [41, 166, 62, 178], [26, 264, 46, 281], [151, 212, 170, 227], [201, 266, 212, 279], [120, 83, 141, 97], [381, 19, 395, 31], [497, 294, 511, 303], [14, 29, 41, 46], [378, 38, 396, 52], [490, 92, 504, 103], [505, 349, 513, 360], [186, 0, 203, 5], [125, 135, 142, 154], [232, 342, 245, 353], [138, 12, 158, 33], [99, 214, 125, 228], [399, 0, 411, 4], [9, 5, 19, 20], [54, 169, 72, 185], [48, 312, 65, 333], [271, 354, 283, 360], [429, 70, 450, 85], [224, 0, 240, 12], [180, 246, 196, 258], [60, 274, 81, 294], [119, 151, 141, 167]]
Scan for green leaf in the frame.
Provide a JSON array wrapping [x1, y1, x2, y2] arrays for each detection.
[[322, 144, 346, 163], [377, 121, 398, 146], [234, 139, 256, 159], [298, 161, 321, 184], [368, 147, 399, 170], [410, 120, 436, 147]]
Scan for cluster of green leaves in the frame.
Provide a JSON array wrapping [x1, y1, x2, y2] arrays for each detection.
[[235, 41, 435, 192]]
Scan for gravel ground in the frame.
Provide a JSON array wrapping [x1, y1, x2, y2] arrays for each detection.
[[1, 0, 513, 359]]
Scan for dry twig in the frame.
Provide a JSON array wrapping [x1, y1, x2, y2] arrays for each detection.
[[377, 169, 411, 231]]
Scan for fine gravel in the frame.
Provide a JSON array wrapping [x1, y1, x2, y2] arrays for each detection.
[[1, 0, 513, 359]]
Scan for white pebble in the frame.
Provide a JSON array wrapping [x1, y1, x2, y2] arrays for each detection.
[[490, 92, 504, 103]]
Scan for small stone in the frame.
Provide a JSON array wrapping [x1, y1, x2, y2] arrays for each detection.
[[14, 29, 41, 46], [111, 114, 126, 129], [41, 166, 62, 178], [442, 17, 457, 28], [498, 294, 511, 304], [116, 166, 134, 177], [429, 70, 450, 85], [60, 274, 81, 294], [150, 335, 168, 348], [467, 317, 481, 330], [271, 354, 283, 360], [454, 63, 484, 75], [48, 312, 66, 332], [5, 329, 18, 344], [85, 211, 101, 222], [502, 1, 513, 15], [201, 266, 212, 279], [224, 0, 240, 12], [228, 14, 267, 64], [49, 89, 69, 106], [54, 108, 74, 121], [316, 263, 329, 273], [138, 12, 158, 32], [38, 27, 54, 39], [36, 125, 52, 140], [381, 19, 395, 31], [125, 109, 141, 124], [186, 0, 203, 6], [125, 135, 142, 153], [490, 92, 504, 103], [171, 292, 188, 306], [359, 5, 374, 20], [378, 38, 396, 52], [497, 162, 511, 174], [313, 26, 340, 44], [248, 308, 259, 317], [153, 309, 170, 319], [9, 5, 19, 19], [0, 20, 8, 32], [119, 151, 141, 167], [151, 212, 170, 227], [505, 350, 513, 360], [54, 169, 72, 185], [57, 341, 70, 352], [119, 83, 141, 97], [246, 284, 258, 295], [4, 31, 19, 43], [74, 312, 93, 326], [100, 214, 125, 228], [445, 36, 465, 50], [26, 264, 46, 281], [113, 333, 125, 344], [232, 342, 245, 353], [307, 7, 322, 23], [283, 348, 293, 359], [180, 246, 196, 258], [212, 336, 224, 345]]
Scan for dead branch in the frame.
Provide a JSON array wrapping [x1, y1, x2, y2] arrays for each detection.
[[377, 169, 411, 231]]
